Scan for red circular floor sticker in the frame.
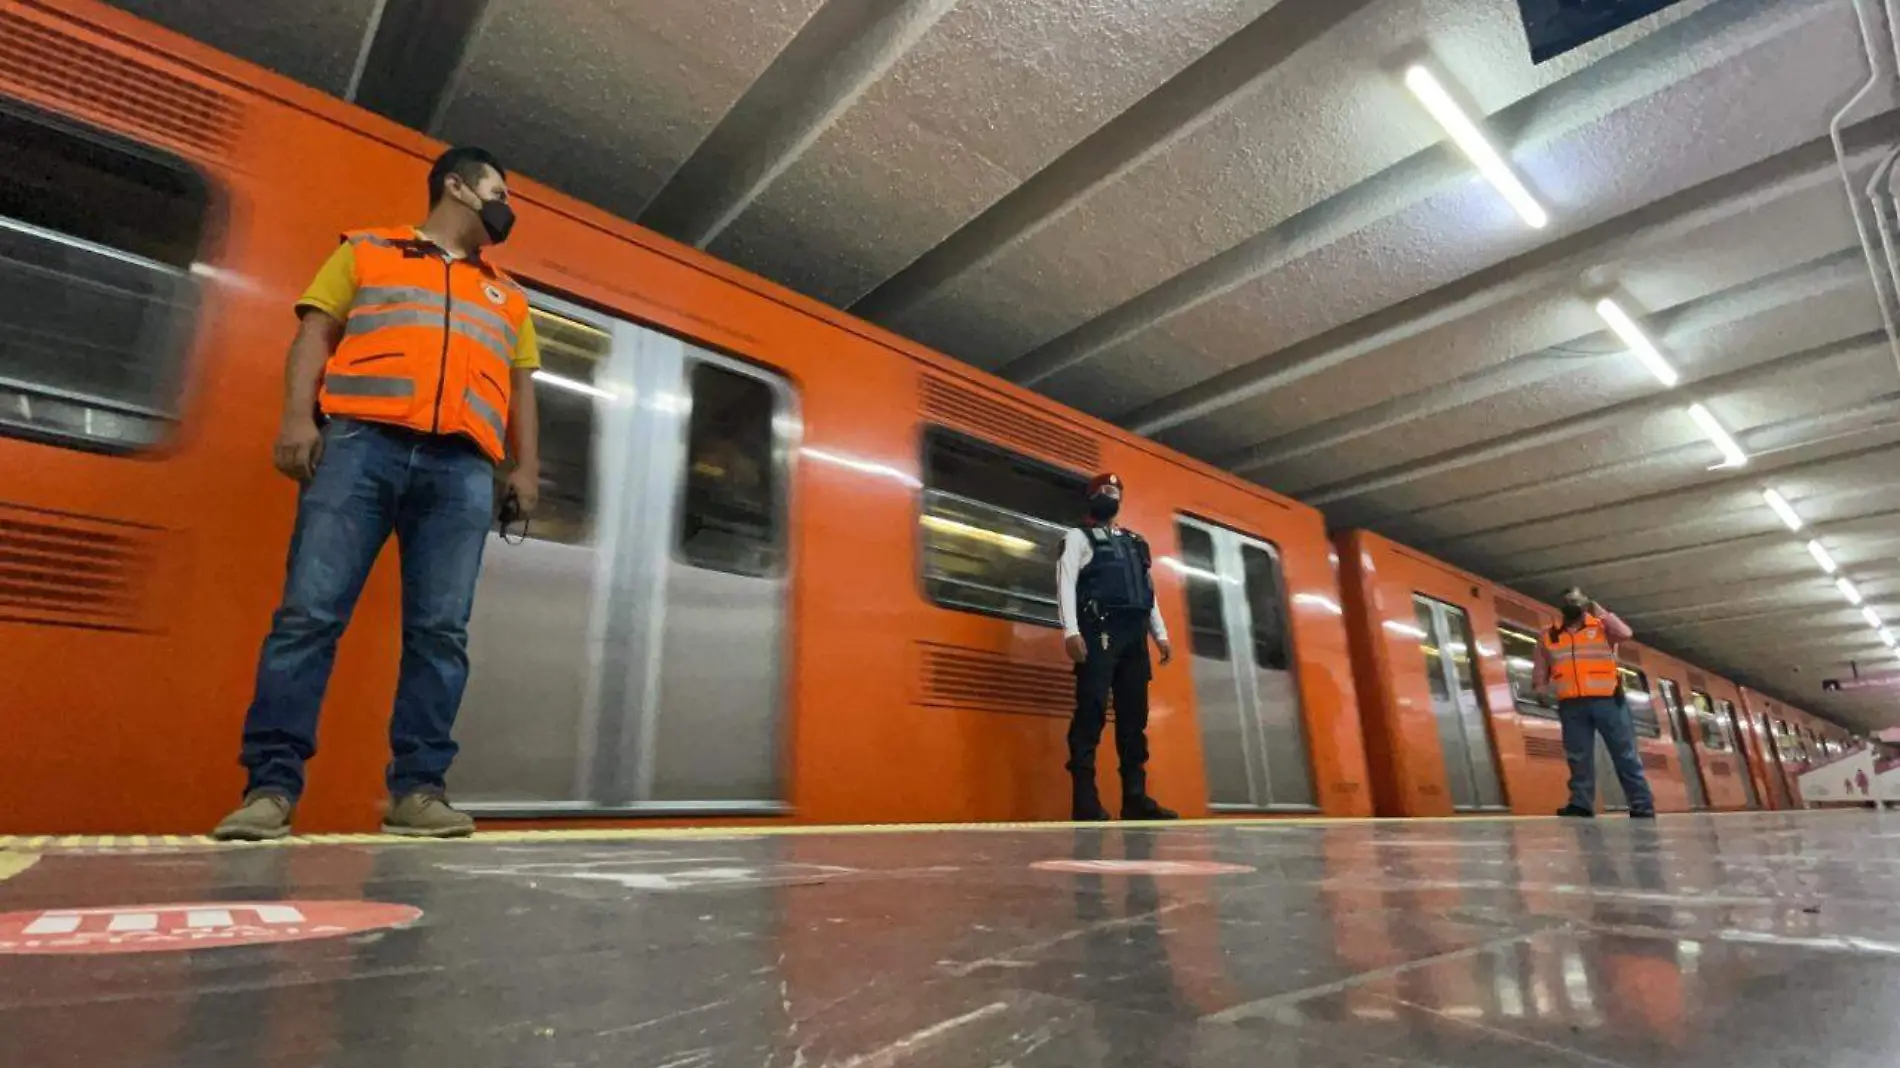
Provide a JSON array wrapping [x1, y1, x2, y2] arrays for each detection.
[[1033, 859, 1255, 876], [0, 900, 422, 955]]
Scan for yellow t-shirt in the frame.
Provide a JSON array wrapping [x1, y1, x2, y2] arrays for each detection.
[[295, 242, 541, 370]]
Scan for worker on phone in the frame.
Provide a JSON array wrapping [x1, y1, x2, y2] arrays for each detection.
[[1535, 587, 1655, 819]]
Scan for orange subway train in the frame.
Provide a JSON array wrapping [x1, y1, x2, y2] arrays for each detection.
[[1333, 529, 1841, 817], [0, 0, 1375, 834], [0, 1, 1859, 836]]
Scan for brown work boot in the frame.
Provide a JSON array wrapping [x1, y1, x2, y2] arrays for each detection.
[[382, 790, 475, 838], [211, 791, 295, 842]]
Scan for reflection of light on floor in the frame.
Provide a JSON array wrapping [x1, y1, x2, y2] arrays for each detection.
[[1440, 1004, 1485, 1019], [1352, 1005, 1398, 1020], [1677, 939, 1701, 976], [1531, 970, 1555, 1017], [1495, 969, 1525, 1018], [1563, 949, 1593, 1012]]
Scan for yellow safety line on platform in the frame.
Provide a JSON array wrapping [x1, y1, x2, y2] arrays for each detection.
[[0, 809, 1822, 853], [0, 852, 38, 883]]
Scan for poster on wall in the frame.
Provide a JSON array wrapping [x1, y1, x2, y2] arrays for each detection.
[[1797, 745, 1875, 806], [1515, 0, 1694, 63]]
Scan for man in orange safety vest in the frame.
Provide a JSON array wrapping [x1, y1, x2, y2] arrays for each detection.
[[1534, 587, 1655, 820]]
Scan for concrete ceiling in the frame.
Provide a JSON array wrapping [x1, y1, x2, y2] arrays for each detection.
[[114, 0, 1900, 733]]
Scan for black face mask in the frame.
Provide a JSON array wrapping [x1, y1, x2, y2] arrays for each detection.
[[1561, 604, 1584, 625], [476, 197, 515, 244], [1087, 496, 1120, 522]]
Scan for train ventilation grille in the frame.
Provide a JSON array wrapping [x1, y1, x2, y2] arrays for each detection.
[[917, 642, 1071, 718], [920, 374, 1099, 471], [0, 9, 241, 157], [1709, 761, 1733, 778], [0, 503, 161, 632], [1523, 736, 1567, 762], [1641, 752, 1668, 773]]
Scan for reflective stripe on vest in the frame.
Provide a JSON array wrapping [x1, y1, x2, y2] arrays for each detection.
[[1542, 616, 1620, 700], [317, 226, 529, 463]]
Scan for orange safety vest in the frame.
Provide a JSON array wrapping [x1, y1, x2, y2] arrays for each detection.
[[1542, 615, 1620, 701], [316, 227, 530, 463]]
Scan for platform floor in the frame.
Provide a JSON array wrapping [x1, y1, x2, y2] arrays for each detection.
[[2, 811, 1896, 1067]]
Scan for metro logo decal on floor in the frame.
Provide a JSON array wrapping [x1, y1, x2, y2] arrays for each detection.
[[0, 900, 421, 955]]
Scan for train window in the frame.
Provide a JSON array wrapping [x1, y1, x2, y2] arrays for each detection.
[[677, 362, 783, 577], [1689, 691, 1732, 751], [1657, 678, 1689, 741], [1414, 600, 1454, 703], [1175, 523, 1229, 660], [920, 428, 1083, 626], [1498, 624, 1557, 719], [1618, 666, 1662, 739], [514, 307, 608, 545], [1239, 544, 1290, 670], [0, 107, 206, 453]]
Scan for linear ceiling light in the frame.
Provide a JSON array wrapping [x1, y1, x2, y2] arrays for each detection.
[[1762, 488, 1804, 531], [1686, 403, 1748, 468], [1838, 577, 1864, 605], [1594, 299, 1679, 387], [532, 370, 614, 399], [1864, 605, 1884, 630], [1808, 540, 1839, 574], [1403, 65, 1549, 229], [1882, 627, 1897, 648]]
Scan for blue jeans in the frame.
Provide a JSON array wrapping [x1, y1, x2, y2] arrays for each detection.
[[239, 418, 495, 800], [1559, 695, 1655, 814]]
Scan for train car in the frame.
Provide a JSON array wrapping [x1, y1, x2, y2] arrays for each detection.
[[1734, 686, 1794, 810], [0, 0, 1372, 834], [1331, 528, 1791, 818]]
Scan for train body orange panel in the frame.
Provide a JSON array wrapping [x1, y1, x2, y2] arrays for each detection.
[[1335, 530, 1527, 816], [1639, 650, 1751, 811], [0, 0, 1368, 832]]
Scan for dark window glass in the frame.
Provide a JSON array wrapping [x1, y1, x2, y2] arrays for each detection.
[[0, 107, 205, 452], [920, 429, 1082, 625], [1240, 544, 1290, 671], [1658, 679, 1690, 742], [514, 307, 607, 546], [1175, 523, 1228, 661], [1618, 666, 1661, 739], [1415, 599, 1452, 704], [1690, 691, 1732, 752], [677, 362, 782, 577], [1499, 624, 1556, 720]]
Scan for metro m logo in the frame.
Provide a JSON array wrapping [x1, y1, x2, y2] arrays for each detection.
[[0, 900, 422, 955]]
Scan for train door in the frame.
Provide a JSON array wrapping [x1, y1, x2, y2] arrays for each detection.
[[1411, 595, 1506, 811], [1175, 518, 1317, 811], [1657, 679, 1707, 810], [1720, 699, 1760, 808], [450, 295, 797, 815]]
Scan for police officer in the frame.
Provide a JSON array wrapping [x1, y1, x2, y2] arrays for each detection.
[[1057, 473, 1177, 821], [1534, 586, 1655, 819]]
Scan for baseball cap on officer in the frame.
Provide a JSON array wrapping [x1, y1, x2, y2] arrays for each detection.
[[1086, 472, 1122, 521]]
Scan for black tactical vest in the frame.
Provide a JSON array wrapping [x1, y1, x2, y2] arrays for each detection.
[[1076, 525, 1154, 617]]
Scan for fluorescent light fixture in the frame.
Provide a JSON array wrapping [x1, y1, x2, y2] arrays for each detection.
[[920, 514, 1035, 554], [532, 370, 613, 399], [1807, 540, 1839, 574], [1404, 65, 1549, 229], [1838, 577, 1864, 605], [1686, 403, 1748, 468], [1595, 299, 1679, 387], [1864, 605, 1884, 630], [1762, 488, 1804, 531], [1882, 628, 1897, 648]]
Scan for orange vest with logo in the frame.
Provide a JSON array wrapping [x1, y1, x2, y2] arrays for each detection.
[[316, 227, 529, 463], [1542, 615, 1620, 701]]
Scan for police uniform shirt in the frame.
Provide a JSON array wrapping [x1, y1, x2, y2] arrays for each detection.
[[1055, 527, 1170, 643]]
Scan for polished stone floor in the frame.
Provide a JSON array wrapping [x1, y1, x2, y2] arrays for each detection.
[[2, 812, 1897, 1066]]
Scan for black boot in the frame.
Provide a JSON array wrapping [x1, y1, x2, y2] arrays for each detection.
[[1119, 767, 1177, 820], [1122, 793, 1179, 821], [1071, 773, 1111, 821]]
